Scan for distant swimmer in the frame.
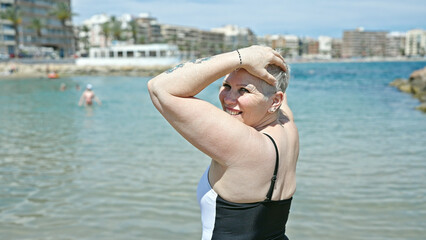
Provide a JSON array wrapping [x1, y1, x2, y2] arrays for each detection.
[[78, 84, 102, 106], [60, 83, 66, 91]]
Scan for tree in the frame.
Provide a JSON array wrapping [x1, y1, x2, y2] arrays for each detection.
[[110, 16, 122, 41], [128, 19, 139, 44], [50, 2, 76, 57], [30, 18, 43, 38], [0, 4, 21, 58], [81, 25, 90, 54], [101, 21, 111, 47]]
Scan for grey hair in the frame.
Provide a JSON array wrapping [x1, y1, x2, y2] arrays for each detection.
[[266, 62, 290, 93]]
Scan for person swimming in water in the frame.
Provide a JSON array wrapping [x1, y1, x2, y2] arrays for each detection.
[[78, 84, 102, 106]]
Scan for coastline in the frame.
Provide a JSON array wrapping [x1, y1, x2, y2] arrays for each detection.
[[0, 61, 171, 79], [390, 66, 426, 113], [1, 57, 426, 80]]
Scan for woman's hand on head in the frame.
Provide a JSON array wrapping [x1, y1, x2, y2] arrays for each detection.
[[239, 45, 287, 86]]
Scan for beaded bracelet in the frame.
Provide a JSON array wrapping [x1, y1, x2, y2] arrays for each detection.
[[236, 49, 242, 66]]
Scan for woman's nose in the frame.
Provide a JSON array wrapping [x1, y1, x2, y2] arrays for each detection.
[[224, 90, 238, 104]]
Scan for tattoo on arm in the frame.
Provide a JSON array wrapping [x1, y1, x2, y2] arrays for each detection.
[[165, 63, 185, 74], [189, 57, 211, 64], [165, 57, 212, 74]]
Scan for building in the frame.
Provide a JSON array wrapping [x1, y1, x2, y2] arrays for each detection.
[[134, 13, 163, 44], [1, 0, 74, 57], [405, 29, 426, 57], [259, 35, 299, 58], [385, 32, 405, 57], [331, 38, 342, 58], [161, 24, 224, 59], [79, 14, 109, 51], [211, 24, 256, 51], [0, 0, 15, 55], [318, 36, 332, 57], [76, 44, 181, 67], [342, 27, 387, 58]]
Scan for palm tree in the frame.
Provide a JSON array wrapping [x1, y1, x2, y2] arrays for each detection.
[[101, 21, 111, 47], [81, 25, 90, 54], [110, 16, 122, 41], [50, 2, 76, 57], [30, 18, 43, 38], [128, 19, 139, 44], [0, 4, 21, 58]]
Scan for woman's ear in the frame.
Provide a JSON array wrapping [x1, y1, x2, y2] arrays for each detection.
[[269, 91, 284, 113]]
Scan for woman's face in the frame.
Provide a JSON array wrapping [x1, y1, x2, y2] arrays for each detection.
[[219, 69, 274, 127]]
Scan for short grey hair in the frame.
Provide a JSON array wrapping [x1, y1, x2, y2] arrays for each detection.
[[266, 62, 290, 93]]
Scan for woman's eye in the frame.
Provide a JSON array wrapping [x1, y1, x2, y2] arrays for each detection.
[[239, 88, 249, 93], [222, 83, 231, 89]]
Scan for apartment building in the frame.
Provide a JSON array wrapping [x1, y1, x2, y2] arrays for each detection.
[[385, 32, 405, 57], [211, 24, 256, 51], [405, 29, 426, 56], [134, 13, 162, 44], [0, 0, 14, 55], [1, 0, 74, 57], [259, 34, 299, 58], [331, 38, 342, 58], [342, 28, 387, 58], [161, 24, 224, 59]]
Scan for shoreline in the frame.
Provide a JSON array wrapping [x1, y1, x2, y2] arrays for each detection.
[[0, 61, 171, 79], [389, 66, 426, 113], [1, 57, 426, 80]]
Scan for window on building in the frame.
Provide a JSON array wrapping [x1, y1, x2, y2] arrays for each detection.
[[138, 51, 146, 57], [100, 51, 105, 58], [149, 51, 156, 57], [109, 51, 114, 57], [2, 24, 14, 31], [127, 51, 134, 57], [160, 50, 167, 57], [117, 51, 123, 57], [4, 35, 15, 41], [1, 3, 12, 8]]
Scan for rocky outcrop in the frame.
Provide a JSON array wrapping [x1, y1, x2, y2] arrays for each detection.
[[390, 67, 426, 113]]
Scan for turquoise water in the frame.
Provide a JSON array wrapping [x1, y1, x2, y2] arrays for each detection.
[[1, 61, 425, 240]]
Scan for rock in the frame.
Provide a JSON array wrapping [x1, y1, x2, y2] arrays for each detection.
[[409, 67, 426, 94], [389, 78, 407, 87], [415, 102, 426, 113], [390, 66, 426, 113], [398, 83, 413, 94]]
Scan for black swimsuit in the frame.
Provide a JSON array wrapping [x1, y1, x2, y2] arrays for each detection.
[[197, 134, 292, 240]]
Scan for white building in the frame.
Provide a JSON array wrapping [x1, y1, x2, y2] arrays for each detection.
[[259, 35, 299, 58], [80, 14, 111, 48], [76, 44, 181, 66], [211, 25, 256, 51], [318, 36, 332, 57], [405, 29, 426, 56]]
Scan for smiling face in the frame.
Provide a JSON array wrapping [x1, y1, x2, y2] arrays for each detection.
[[219, 69, 277, 127]]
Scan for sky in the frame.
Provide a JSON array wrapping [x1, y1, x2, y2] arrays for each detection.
[[72, 0, 426, 38]]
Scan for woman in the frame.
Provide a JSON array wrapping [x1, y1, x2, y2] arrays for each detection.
[[148, 45, 299, 240]]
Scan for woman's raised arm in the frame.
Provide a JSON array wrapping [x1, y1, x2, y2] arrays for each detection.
[[147, 46, 286, 165]]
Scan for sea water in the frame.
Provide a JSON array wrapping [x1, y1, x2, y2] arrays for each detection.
[[0, 61, 425, 240]]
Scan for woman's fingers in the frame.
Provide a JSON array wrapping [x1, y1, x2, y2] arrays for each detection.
[[260, 69, 277, 86], [273, 49, 285, 62], [271, 55, 287, 72]]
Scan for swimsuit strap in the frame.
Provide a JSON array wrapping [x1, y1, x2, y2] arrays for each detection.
[[263, 133, 279, 201]]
